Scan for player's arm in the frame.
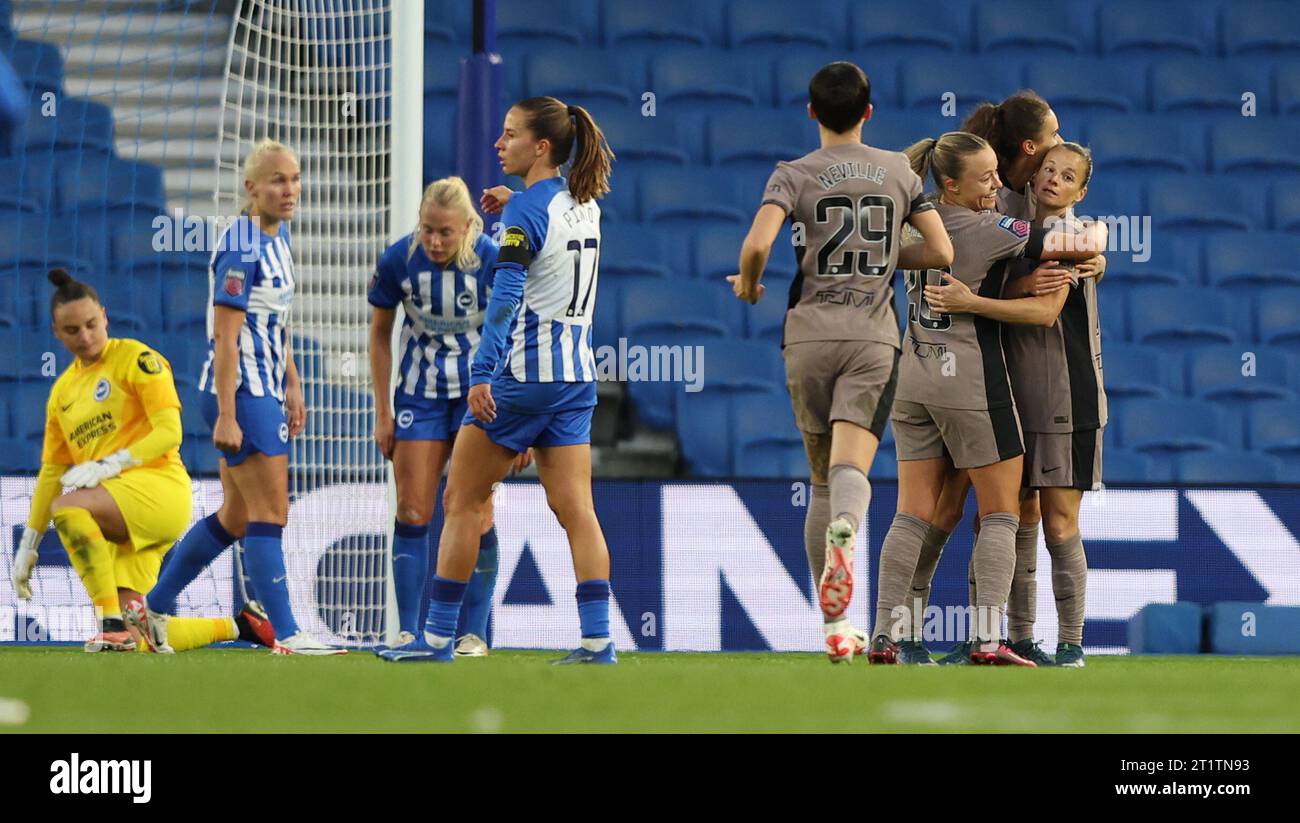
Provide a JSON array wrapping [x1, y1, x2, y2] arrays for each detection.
[[897, 207, 953, 271], [15, 410, 73, 598], [924, 262, 1072, 327], [1037, 218, 1108, 262], [282, 330, 305, 437], [369, 306, 397, 455], [732, 203, 785, 304], [212, 305, 245, 452], [468, 220, 531, 422]]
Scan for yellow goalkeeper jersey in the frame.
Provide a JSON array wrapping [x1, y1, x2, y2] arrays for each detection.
[[41, 338, 185, 471]]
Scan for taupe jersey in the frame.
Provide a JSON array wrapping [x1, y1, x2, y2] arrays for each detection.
[[897, 201, 1045, 410], [1003, 215, 1108, 432], [761, 143, 932, 349]]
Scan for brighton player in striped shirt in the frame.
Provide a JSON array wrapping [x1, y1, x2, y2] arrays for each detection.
[[873, 132, 1105, 666], [369, 176, 530, 655], [379, 96, 615, 664], [143, 139, 342, 655]]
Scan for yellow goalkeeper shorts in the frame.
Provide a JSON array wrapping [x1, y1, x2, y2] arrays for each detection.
[[101, 464, 194, 593]]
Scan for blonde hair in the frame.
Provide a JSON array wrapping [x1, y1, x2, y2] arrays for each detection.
[[905, 131, 992, 191], [241, 138, 298, 214], [412, 176, 483, 272]]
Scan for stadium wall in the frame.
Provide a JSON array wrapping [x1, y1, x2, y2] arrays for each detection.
[[3, 476, 1298, 653]]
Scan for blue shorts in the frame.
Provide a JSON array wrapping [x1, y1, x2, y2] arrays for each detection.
[[393, 395, 470, 442], [463, 405, 593, 454], [201, 390, 289, 467]]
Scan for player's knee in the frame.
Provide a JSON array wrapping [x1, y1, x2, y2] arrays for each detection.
[[545, 493, 592, 530], [442, 483, 481, 518], [396, 502, 431, 526], [1043, 510, 1078, 544], [1020, 495, 1042, 524]]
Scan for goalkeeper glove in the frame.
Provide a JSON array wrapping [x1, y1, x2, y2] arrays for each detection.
[[60, 449, 139, 489], [12, 527, 40, 600]]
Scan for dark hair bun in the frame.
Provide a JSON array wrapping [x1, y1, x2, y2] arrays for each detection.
[[48, 268, 73, 288]]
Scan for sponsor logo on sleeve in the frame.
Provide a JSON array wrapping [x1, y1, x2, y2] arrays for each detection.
[[137, 351, 163, 375], [501, 226, 530, 250], [222, 267, 247, 297], [997, 216, 1030, 239]]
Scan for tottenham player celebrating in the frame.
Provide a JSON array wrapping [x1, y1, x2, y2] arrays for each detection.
[[730, 62, 953, 664], [380, 96, 615, 664], [144, 139, 342, 655], [874, 132, 1105, 666], [12, 270, 270, 652], [369, 176, 530, 656]]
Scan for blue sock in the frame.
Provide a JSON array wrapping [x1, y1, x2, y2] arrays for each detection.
[[458, 527, 498, 640], [242, 522, 299, 639], [423, 575, 467, 645], [391, 520, 431, 635], [576, 579, 610, 639], [149, 514, 235, 615]]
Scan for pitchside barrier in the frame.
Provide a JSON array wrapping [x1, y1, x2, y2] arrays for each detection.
[[4, 476, 1299, 654]]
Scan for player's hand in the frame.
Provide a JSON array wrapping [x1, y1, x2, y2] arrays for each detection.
[[1024, 260, 1074, 295], [923, 272, 981, 314], [1074, 254, 1106, 282], [468, 383, 496, 423], [726, 274, 765, 304], [285, 381, 306, 437], [480, 186, 515, 215], [60, 449, 137, 489], [374, 410, 396, 460], [213, 414, 243, 454], [11, 527, 40, 600], [511, 448, 534, 476]]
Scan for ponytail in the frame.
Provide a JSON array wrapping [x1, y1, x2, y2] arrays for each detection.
[[904, 132, 991, 191], [48, 267, 100, 319], [566, 103, 614, 205], [961, 91, 1052, 179], [905, 137, 939, 183]]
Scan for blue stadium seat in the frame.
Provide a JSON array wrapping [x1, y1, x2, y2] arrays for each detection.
[[774, 52, 898, 111], [1117, 398, 1224, 454], [590, 272, 630, 349], [423, 46, 461, 100], [1248, 400, 1300, 457], [599, 164, 639, 223], [1023, 57, 1147, 115], [1128, 286, 1239, 347], [636, 336, 781, 433], [525, 50, 639, 109], [707, 110, 816, 166], [1187, 345, 1294, 403], [1176, 451, 1280, 484], [1097, 0, 1217, 56], [182, 439, 221, 477], [12, 384, 46, 442], [639, 167, 746, 227], [1103, 448, 1156, 484], [18, 97, 114, 155], [1274, 183, 1300, 232], [1204, 234, 1300, 288], [600, 223, 672, 279], [594, 109, 694, 167], [1152, 60, 1266, 113], [649, 52, 761, 113], [7, 39, 62, 95], [695, 338, 784, 393], [0, 221, 93, 299], [1223, 0, 1300, 56], [1210, 119, 1300, 175], [424, 0, 470, 47], [1084, 114, 1204, 174], [1146, 176, 1261, 233], [57, 155, 166, 217], [691, 224, 746, 281], [163, 277, 209, 333], [1099, 233, 1200, 288], [849, 1, 971, 52], [603, 0, 717, 50], [498, 0, 599, 53], [674, 391, 735, 476], [726, 0, 846, 50], [0, 276, 18, 329], [0, 436, 36, 472], [975, 2, 1094, 54], [0, 151, 54, 212], [899, 55, 1020, 111], [0, 395, 9, 438], [1256, 287, 1300, 349], [620, 278, 742, 340], [732, 388, 805, 478], [745, 289, 787, 343], [1103, 343, 1177, 400], [1278, 61, 1300, 115], [861, 114, 950, 154]]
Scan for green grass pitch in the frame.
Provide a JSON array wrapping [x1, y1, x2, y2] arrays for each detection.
[[2, 647, 1298, 733]]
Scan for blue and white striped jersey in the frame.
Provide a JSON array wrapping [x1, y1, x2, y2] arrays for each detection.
[[472, 177, 600, 390], [367, 232, 498, 401], [198, 216, 295, 401]]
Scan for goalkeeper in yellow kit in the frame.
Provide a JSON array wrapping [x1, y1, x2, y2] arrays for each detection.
[[9, 269, 276, 653]]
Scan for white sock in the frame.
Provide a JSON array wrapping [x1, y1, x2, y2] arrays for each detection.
[[580, 637, 610, 652]]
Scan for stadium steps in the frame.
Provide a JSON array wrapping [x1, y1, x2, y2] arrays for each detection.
[[592, 429, 677, 478]]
